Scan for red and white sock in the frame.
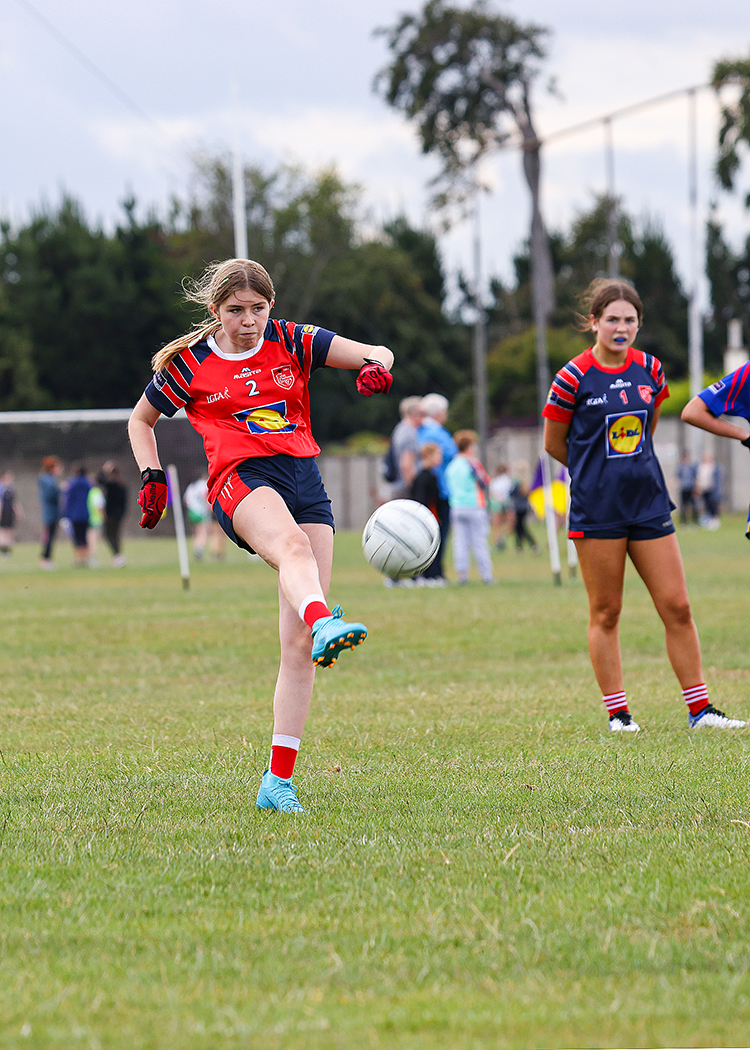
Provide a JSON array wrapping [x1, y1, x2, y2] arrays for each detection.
[[299, 593, 331, 631], [270, 734, 301, 780], [683, 683, 709, 717], [603, 691, 629, 717]]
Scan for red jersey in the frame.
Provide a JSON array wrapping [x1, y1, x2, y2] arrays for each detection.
[[144, 319, 335, 502]]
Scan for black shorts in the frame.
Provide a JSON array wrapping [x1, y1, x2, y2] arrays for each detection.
[[71, 520, 89, 548], [213, 455, 334, 553]]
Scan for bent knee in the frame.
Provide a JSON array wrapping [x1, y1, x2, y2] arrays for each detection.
[[590, 601, 622, 632], [281, 528, 314, 561], [662, 597, 694, 627]]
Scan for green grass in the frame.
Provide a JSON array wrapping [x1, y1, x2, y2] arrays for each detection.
[[2, 522, 750, 1048]]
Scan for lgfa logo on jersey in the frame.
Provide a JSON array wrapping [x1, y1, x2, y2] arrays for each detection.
[[606, 411, 647, 458]]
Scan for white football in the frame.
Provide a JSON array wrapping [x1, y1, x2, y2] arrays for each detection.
[[362, 499, 440, 579]]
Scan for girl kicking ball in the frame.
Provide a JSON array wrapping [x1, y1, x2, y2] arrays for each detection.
[[129, 258, 394, 813]]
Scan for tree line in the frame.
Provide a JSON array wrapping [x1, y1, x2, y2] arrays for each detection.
[[1, 1, 749, 444]]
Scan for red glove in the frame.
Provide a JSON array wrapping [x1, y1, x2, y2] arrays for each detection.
[[356, 359, 393, 397], [138, 468, 168, 529]]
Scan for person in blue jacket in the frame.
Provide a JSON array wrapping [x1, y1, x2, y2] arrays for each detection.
[[64, 465, 92, 567]]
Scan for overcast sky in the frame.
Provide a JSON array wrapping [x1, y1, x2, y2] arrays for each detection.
[[2, 0, 749, 314]]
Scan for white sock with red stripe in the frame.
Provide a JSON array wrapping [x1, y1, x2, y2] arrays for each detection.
[[298, 593, 331, 630], [683, 683, 709, 717], [270, 734, 301, 780], [603, 691, 629, 717]]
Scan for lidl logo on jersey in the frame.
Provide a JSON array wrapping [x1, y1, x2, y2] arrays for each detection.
[[233, 400, 297, 435], [605, 411, 646, 457]]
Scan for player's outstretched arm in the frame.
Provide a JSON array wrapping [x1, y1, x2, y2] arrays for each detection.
[[682, 395, 750, 443], [325, 335, 394, 372], [128, 394, 163, 471], [128, 395, 168, 529]]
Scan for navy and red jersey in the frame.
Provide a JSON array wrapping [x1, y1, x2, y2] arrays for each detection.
[[144, 318, 335, 503], [542, 347, 672, 531], [698, 363, 750, 421]]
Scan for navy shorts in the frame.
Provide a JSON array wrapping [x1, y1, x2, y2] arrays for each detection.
[[213, 455, 334, 553], [570, 513, 676, 541]]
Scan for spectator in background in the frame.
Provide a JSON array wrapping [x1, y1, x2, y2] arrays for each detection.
[[676, 450, 699, 525], [695, 451, 721, 530], [183, 475, 212, 559], [489, 462, 514, 551], [38, 455, 63, 569], [99, 462, 128, 567], [417, 393, 458, 584], [510, 462, 540, 554], [0, 471, 23, 557], [387, 397, 424, 498], [409, 441, 445, 586], [445, 430, 494, 585], [87, 475, 106, 566], [64, 465, 92, 567]]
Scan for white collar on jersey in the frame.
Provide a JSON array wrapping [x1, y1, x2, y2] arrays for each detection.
[[207, 332, 265, 360]]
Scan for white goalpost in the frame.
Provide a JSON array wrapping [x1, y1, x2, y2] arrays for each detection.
[[0, 408, 207, 581]]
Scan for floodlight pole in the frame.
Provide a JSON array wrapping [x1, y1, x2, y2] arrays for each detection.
[[604, 117, 620, 277], [687, 87, 705, 462], [231, 73, 248, 259], [472, 182, 489, 464]]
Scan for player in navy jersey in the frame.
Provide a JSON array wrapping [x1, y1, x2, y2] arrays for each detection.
[[128, 258, 394, 813], [682, 365, 750, 537], [543, 278, 744, 733]]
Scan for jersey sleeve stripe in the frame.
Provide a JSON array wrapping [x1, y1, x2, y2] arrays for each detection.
[[546, 361, 583, 412], [725, 363, 750, 410], [160, 382, 186, 409], [542, 401, 573, 422], [163, 367, 191, 402], [170, 356, 195, 389]]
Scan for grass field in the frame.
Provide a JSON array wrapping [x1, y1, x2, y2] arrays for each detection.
[[2, 520, 750, 1049]]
